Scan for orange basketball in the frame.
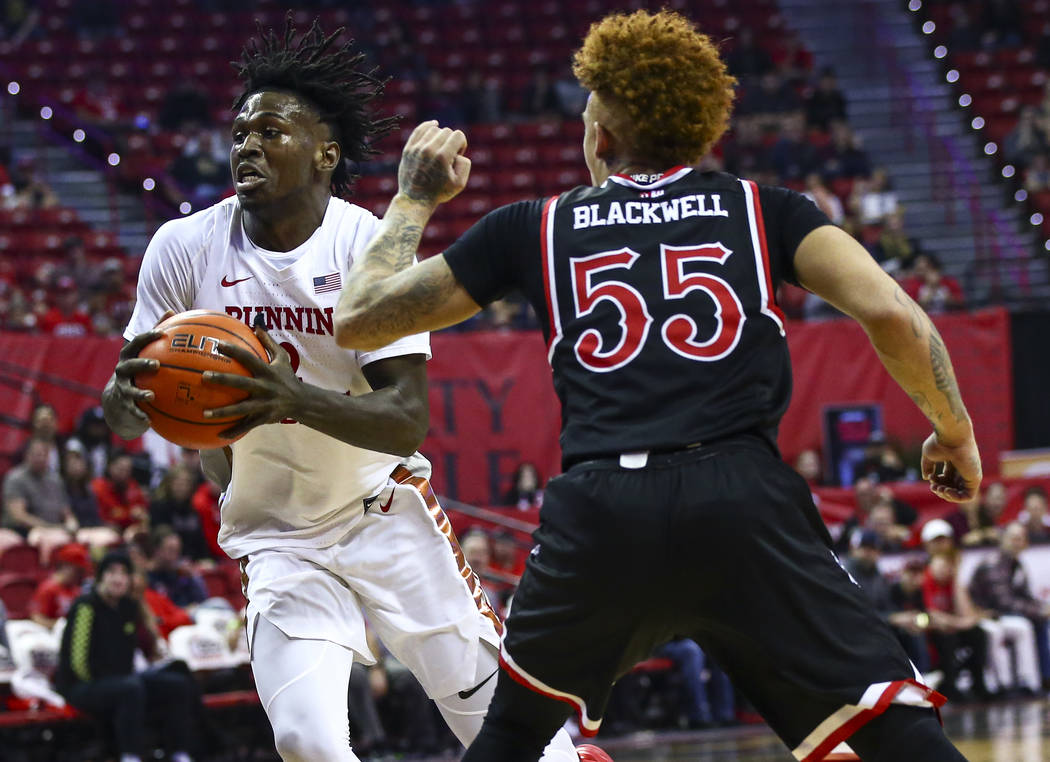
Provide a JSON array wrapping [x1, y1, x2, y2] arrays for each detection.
[[133, 310, 268, 449]]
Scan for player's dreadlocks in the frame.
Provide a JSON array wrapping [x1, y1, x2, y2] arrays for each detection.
[[573, 10, 736, 168], [234, 16, 397, 198]]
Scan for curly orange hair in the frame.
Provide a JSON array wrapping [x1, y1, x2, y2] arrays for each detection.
[[572, 9, 736, 167]]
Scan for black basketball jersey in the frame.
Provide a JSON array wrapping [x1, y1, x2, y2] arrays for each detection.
[[443, 167, 831, 466]]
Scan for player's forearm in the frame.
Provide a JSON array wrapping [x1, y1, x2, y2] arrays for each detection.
[[862, 286, 973, 445], [335, 193, 435, 350], [292, 382, 427, 457]]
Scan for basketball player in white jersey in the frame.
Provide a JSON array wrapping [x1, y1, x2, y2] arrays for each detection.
[[99, 19, 598, 762]]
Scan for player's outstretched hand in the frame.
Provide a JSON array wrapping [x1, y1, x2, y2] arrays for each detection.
[[200, 317, 300, 439], [921, 431, 982, 503], [102, 310, 174, 439], [397, 120, 471, 206]]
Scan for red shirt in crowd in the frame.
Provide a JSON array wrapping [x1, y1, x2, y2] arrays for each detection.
[[30, 577, 80, 621], [91, 475, 148, 529], [39, 307, 93, 337], [143, 588, 194, 638], [922, 568, 956, 614], [192, 482, 223, 559]]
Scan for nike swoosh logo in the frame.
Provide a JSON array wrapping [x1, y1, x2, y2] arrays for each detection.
[[221, 275, 254, 287], [458, 668, 499, 700], [379, 492, 394, 512]]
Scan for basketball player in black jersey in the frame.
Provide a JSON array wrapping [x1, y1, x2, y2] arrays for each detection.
[[334, 10, 977, 762]]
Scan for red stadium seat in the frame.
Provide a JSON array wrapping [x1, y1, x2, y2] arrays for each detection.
[[0, 544, 40, 576], [0, 575, 38, 620]]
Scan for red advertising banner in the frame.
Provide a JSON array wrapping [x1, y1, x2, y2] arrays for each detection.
[[0, 307, 1012, 504]]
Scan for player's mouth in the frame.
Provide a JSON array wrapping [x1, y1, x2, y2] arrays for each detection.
[[235, 164, 267, 191]]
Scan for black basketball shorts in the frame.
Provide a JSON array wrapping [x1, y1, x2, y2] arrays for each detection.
[[498, 434, 944, 759]]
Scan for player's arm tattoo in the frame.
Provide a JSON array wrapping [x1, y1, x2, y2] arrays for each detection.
[[398, 149, 451, 204], [928, 327, 967, 423], [892, 286, 968, 427]]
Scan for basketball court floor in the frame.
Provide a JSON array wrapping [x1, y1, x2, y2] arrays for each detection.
[[586, 697, 1050, 761]]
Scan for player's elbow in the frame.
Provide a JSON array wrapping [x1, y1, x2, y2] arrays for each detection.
[[334, 309, 384, 352], [391, 408, 429, 457]]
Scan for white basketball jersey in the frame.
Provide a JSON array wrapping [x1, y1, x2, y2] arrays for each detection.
[[125, 195, 431, 557]]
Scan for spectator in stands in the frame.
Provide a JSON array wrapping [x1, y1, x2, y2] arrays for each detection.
[[920, 518, 957, 561], [655, 638, 735, 729], [1003, 107, 1047, 169], [3, 157, 58, 210], [1018, 486, 1050, 544], [1024, 152, 1050, 193], [87, 257, 134, 336], [490, 530, 525, 578], [945, 482, 1005, 548], [771, 35, 812, 87], [2, 437, 77, 542], [67, 405, 113, 477], [866, 501, 911, 552], [844, 529, 893, 598], [190, 477, 223, 559], [838, 477, 917, 553], [2, 285, 36, 330], [739, 72, 803, 124], [769, 114, 818, 182], [905, 253, 964, 314], [822, 121, 872, 179], [520, 68, 561, 119], [921, 555, 990, 701], [131, 569, 193, 640], [793, 448, 823, 486], [71, 76, 126, 127], [552, 64, 588, 120], [859, 441, 913, 483], [853, 167, 899, 226], [887, 558, 933, 673], [18, 403, 62, 472], [150, 464, 212, 562], [169, 127, 230, 204], [726, 27, 772, 81], [55, 551, 202, 762], [62, 443, 103, 528], [802, 173, 844, 225], [969, 522, 1050, 690], [462, 71, 503, 125], [147, 526, 208, 612], [503, 461, 543, 511], [461, 528, 500, 606], [805, 67, 847, 130], [29, 543, 92, 629], [91, 449, 148, 533], [39, 276, 92, 337]]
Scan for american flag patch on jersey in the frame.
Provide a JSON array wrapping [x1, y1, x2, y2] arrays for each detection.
[[313, 272, 342, 294]]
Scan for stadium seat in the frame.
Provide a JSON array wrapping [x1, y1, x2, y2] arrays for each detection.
[[0, 544, 40, 577], [0, 576, 39, 620]]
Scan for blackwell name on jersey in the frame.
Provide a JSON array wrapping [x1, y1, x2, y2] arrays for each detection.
[[572, 193, 728, 229]]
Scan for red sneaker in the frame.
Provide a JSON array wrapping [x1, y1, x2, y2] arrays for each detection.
[[576, 744, 614, 762]]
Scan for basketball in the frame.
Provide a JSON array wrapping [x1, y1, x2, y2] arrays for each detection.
[[133, 310, 268, 449]]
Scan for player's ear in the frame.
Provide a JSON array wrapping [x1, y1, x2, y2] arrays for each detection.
[[594, 123, 615, 163], [317, 140, 340, 173]]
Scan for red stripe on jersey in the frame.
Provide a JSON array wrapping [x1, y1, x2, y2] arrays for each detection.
[[540, 195, 560, 357], [390, 465, 503, 637], [745, 179, 786, 324], [498, 652, 601, 737]]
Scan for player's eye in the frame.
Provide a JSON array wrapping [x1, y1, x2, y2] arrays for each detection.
[[263, 128, 280, 138]]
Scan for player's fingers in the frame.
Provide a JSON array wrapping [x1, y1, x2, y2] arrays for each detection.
[[117, 380, 156, 403], [204, 399, 260, 420], [215, 341, 270, 374], [251, 323, 289, 365], [404, 120, 440, 151], [119, 330, 164, 360], [152, 310, 176, 328], [438, 129, 468, 159], [115, 357, 160, 378], [920, 454, 936, 481], [200, 371, 258, 391]]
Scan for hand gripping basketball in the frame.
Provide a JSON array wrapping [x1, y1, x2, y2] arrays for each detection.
[[104, 310, 175, 439], [201, 317, 300, 440]]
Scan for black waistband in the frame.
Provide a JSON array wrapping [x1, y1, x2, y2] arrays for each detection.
[[563, 430, 777, 472]]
